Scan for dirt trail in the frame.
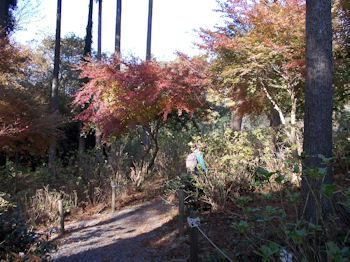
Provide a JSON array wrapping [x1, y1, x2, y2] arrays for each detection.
[[49, 200, 176, 262]]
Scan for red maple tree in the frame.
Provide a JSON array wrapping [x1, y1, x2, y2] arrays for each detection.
[[0, 38, 57, 153], [72, 54, 209, 140]]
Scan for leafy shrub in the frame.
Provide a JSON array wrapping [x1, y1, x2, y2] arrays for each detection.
[[177, 128, 299, 209], [0, 192, 55, 260], [231, 167, 350, 262], [155, 125, 194, 179], [165, 173, 202, 210], [26, 186, 68, 226]]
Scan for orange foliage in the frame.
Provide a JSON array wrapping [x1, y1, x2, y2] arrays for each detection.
[[72, 54, 209, 139], [200, 0, 306, 116], [0, 38, 57, 153]]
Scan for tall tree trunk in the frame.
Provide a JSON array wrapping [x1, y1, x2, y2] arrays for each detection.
[[301, 0, 333, 223], [97, 0, 102, 60], [95, 0, 102, 162], [232, 112, 243, 132], [79, 0, 94, 159], [109, 0, 122, 172], [48, 0, 62, 177], [146, 0, 153, 60], [115, 0, 121, 54], [84, 0, 93, 58]]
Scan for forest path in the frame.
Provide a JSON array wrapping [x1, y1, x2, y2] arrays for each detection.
[[50, 200, 176, 262]]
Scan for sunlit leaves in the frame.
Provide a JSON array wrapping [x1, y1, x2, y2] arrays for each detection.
[[72, 54, 209, 139], [0, 38, 57, 153], [200, 0, 306, 119]]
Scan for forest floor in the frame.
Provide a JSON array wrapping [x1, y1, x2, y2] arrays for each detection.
[[46, 181, 249, 262], [46, 171, 350, 262], [49, 199, 179, 262]]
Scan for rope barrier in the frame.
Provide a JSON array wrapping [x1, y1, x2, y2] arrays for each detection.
[[187, 216, 234, 262]]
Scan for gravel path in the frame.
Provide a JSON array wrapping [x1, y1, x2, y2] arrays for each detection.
[[49, 200, 175, 262]]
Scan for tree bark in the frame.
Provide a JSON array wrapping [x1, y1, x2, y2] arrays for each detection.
[[48, 0, 62, 177], [262, 84, 286, 125], [301, 0, 333, 223], [79, 0, 94, 159], [97, 0, 102, 60], [115, 0, 121, 54], [231, 111, 243, 132], [95, 0, 102, 162], [146, 0, 153, 60], [83, 0, 93, 58], [290, 88, 297, 145]]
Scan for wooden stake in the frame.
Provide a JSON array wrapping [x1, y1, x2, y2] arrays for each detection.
[[58, 194, 64, 234], [111, 181, 116, 213], [178, 189, 184, 237], [189, 210, 198, 262]]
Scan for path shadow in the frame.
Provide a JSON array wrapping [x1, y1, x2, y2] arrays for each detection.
[[50, 200, 180, 262], [57, 200, 169, 239]]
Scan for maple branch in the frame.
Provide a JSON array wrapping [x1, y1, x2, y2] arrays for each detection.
[[146, 119, 161, 173], [260, 79, 286, 125]]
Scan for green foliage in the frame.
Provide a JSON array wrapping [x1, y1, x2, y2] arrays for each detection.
[[333, 110, 350, 175], [0, 192, 16, 215], [0, 194, 55, 260], [229, 166, 350, 262], [186, 127, 299, 209], [165, 173, 203, 210], [204, 250, 229, 262]]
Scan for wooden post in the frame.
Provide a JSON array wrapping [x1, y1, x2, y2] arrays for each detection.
[[189, 210, 198, 262], [58, 194, 64, 234], [178, 189, 184, 237], [111, 181, 116, 213]]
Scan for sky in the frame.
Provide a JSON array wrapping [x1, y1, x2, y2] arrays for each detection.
[[15, 0, 224, 61]]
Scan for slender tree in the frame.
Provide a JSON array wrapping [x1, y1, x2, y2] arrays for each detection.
[[79, 0, 94, 158], [115, 0, 121, 54], [48, 0, 62, 176], [97, 0, 102, 60], [95, 0, 102, 159], [302, 0, 333, 222], [146, 0, 153, 60], [83, 0, 94, 58]]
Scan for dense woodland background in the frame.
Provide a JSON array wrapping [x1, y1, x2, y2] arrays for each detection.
[[0, 0, 349, 261]]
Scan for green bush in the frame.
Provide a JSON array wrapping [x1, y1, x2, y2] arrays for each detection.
[[230, 167, 350, 262], [0, 193, 55, 260], [178, 128, 299, 209]]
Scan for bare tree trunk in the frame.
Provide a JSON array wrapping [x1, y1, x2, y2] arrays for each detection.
[[79, 0, 94, 160], [48, 0, 62, 177], [95, 0, 103, 162], [301, 0, 333, 223], [262, 84, 286, 125], [83, 0, 93, 58], [232, 112, 243, 132], [115, 0, 121, 54], [290, 89, 297, 145], [146, 120, 161, 173], [97, 0, 102, 60], [146, 0, 153, 60]]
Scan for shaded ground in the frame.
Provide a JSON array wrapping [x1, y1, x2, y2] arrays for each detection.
[[49, 200, 177, 262]]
